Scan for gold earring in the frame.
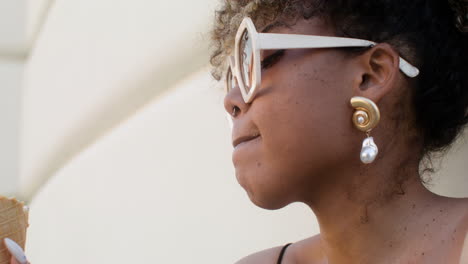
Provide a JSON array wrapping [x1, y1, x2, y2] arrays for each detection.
[[350, 96, 380, 164]]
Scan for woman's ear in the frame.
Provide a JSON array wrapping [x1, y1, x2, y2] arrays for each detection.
[[351, 43, 401, 103]]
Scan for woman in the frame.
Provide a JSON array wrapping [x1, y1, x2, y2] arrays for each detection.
[[212, 0, 468, 263]]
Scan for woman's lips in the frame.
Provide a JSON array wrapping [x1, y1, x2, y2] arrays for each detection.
[[233, 135, 261, 149], [233, 134, 261, 148]]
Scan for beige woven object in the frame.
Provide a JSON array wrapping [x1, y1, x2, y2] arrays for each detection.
[[0, 197, 29, 264]]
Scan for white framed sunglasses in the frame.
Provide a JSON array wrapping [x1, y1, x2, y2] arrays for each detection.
[[225, 17, 420, 104]]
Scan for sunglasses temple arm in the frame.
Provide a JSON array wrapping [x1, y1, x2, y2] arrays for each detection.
[[399, 57, 420, 77], [257, 33, 376, 50], [257, 33, 419, 78]]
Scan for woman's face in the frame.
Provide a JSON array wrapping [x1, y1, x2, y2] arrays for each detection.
[[224, 17, 364, 209]]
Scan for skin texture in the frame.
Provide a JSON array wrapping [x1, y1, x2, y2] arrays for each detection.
[[10, 256, 29, 264], [224, 17, 468, 264]]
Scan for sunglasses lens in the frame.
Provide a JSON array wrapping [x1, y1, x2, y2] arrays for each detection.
[[239, 29, 254, 94]]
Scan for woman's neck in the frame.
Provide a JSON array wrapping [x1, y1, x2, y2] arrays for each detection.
[[302, 147, 465, 263]]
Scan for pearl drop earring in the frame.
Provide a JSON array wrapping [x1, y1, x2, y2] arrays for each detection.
[[350, 96, 381, 164]]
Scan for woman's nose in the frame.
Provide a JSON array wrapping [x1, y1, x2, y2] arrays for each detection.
[[223, 83, 248, 119]]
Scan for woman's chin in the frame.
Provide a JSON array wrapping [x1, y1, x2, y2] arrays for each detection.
[[246, 189, 291, 210], [236, 170, 291, 210]]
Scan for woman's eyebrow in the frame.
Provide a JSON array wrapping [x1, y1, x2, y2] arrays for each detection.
[[261, 21, 292, 33]]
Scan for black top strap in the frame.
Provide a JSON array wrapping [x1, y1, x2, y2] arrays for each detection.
[[276, 243, 293, 264]]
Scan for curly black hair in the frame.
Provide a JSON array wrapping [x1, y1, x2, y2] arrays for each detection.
[[210, 0, 468, 171]]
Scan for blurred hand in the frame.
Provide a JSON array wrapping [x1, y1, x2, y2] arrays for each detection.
[[10, 256, 30, 264], [4, 238, 29, 264]]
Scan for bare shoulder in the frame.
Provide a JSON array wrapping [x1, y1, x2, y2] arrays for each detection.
[[452, 197, 468, 229], [234, 244, 287, 264], [235, 234, 325, 264], [289, 234, 326, 263], [451, 198, 468, 264], [458, 198, 468, 215]]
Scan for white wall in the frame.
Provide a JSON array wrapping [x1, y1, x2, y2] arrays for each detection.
[[0, 59, 23, 195], [0, 0, 27, 195], [26, 0, 53, 44], [20, 0, 218, 200], [0, 0, 52, 196], [0, 0, 27, 55]]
